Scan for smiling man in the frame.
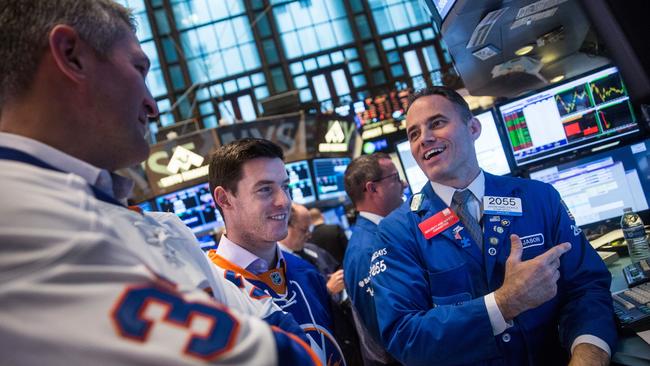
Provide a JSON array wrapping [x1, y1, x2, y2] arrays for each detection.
[[207, 138, 346, 366], [368, 86, 616, 366], [0, 1, 319, 365]]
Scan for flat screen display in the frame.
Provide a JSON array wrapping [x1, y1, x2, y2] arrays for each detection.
[[155, 182, 224, 235], [498, 66, 638, 167], [312, 157, 351, 201], [285, 160, 316, 204], [529, 139, 650, 227], [396, 140, 429, 193], [474, 110, 512, 176]]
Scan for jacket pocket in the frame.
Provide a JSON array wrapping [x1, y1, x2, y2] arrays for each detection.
[[426, 263, 473, 304]]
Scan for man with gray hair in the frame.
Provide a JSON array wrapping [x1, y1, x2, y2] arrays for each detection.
[[0, 1, 319, 365]]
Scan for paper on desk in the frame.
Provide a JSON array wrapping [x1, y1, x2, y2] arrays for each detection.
[[637, 330, 650, 345]]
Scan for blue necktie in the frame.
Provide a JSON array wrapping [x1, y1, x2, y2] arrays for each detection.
[[452, 189, 483, 250]]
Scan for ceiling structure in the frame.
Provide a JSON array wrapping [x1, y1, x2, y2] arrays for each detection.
[[439, 0, 611, 98]]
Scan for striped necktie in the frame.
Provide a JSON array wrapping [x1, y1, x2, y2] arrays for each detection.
[[451, 189, 483, 250]]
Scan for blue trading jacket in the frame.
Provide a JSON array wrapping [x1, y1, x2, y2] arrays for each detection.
[[370, 172, 617, 365], [343, 215, 384, 343]]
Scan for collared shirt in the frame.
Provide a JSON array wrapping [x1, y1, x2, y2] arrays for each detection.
[[358, 211, 384, 226], [217, 235, 285, 275], [430, 170, 484, 222], [0, 132, 133, 201]]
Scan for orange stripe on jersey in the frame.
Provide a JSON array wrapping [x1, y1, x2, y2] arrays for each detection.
[[208, 251, 288, 295], [271, 326, 323, 366]]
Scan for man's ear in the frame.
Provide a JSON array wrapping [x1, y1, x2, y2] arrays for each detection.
[[468, 117, 482, 141], [49, 25, 91, 83], [365, 181, 376, 193], [213, 186, 232, 211]]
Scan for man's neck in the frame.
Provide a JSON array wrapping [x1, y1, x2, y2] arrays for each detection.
[[229, 233, 278, 269]]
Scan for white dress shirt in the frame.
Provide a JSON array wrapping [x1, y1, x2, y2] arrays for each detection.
[[216, 235, 285, 275]]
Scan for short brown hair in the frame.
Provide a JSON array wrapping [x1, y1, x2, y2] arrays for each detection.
[[406, 86, 473, 123], [344, 152, 390, 206], [208, 138, 285, 216]]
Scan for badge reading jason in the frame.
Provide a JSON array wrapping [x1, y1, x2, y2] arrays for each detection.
[[483, 196, 522, 216], [419, 208, 460, 239]]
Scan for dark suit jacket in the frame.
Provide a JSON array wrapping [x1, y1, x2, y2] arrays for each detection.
[[310, 223, 348, 264]]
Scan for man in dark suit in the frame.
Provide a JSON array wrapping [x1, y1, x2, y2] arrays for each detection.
[[309, 207, 349, 264]]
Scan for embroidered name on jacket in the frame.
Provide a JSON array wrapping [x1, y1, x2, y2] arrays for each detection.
[[520, 233, 544, 249]]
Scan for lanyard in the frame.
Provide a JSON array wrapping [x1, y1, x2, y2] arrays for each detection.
[[0, 146, 125, 207]]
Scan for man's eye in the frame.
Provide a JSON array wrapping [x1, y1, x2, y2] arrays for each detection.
[[258, 186, 272, 194], [408, 132, 418, 141]]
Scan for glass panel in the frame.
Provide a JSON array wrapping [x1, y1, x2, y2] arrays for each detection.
[[303, 58, 318, 71], [263, 39, 279, 63], [332, 19, 353, 44], [255, 86, 269, 99], [289, 62, 304, 75], [251, 72, 266, 86], [294, 75, 308, 89], [188, 58, 209, 83], [391, 64, 405, 77], [238, 95, 257, 121], [299, 88, 312, 102], [404, 50, 422, 76], [356, 15, 371, 39], [169, 65, 185, 91], [298, 27, 318, 55], [396, 34, 409, 46], [364, 43, 380, 68], [224, 79, 238, 94], [237, 76, 251, 89], [271, 67, 288, 92], [290, 2, 311, 29], [203, 115, 218, 128], [281, 32, 302, 58], [331, 69, 350, 96], [352, 75, 366, 88], [409, 30, 422, 43], [423, 46, 440, 72], [223, 47, 244, 75], [240, 43, 261, 70], [314, 23, 336, 50], [372, 69, 386, 84], [219, 100, 235, 124], [199, 101, 214, 115], [312, 74, 331, 102], [331, 51, 344, 63], [348, 61, 362, 74], [317, 55, 331, 68]]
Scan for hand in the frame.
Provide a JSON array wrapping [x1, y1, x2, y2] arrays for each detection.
[[568, 343, 609, 366], [495, 234, 571, 321], [326, 269, 345, 295]]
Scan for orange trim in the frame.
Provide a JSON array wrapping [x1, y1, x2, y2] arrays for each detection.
[[208, 252, 287, 294], [271, 326, 323, 366]]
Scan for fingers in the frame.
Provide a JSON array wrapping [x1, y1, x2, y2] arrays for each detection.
[[539, 242, 572, 264], [507, 234, 523, 264]]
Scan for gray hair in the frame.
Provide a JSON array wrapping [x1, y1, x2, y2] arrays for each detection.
[[344, 152, 391, 205], [0, 0, 136, 107]]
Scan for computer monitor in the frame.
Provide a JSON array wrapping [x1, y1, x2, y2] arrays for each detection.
[[528, 139, 650, 227], [396, 140, 429, 193], [497, 66, 639, 167], [312, 157, 351, 201], [474, 109, 512, 176], [285, 160, 316, 205], [137, 200, 154, 212], [155, 182, 224, 236]]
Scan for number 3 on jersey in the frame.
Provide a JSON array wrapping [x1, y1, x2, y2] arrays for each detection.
[[112, 285, 239, 361]]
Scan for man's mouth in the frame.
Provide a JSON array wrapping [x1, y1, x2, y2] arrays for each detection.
[[424, 147, 445, 160], [269, 214, 287, 221]]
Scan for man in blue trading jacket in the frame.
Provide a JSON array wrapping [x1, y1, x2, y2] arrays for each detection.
[[343, 153, 405, 366], [369, 86, 617, 365]]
